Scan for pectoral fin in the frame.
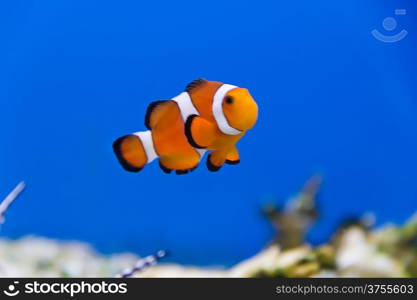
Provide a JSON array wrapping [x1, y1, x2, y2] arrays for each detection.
[[184, 114, 217, 149]]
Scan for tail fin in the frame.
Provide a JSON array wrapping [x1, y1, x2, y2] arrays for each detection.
[[112, 131, 158, 172]]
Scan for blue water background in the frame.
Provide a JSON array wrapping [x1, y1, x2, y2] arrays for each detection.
[[0, 0, 416, 265]]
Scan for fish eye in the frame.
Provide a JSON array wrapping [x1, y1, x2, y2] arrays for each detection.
[[225, 96, 234, 104]]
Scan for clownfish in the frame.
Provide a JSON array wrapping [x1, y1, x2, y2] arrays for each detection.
[[113, 79, 258, 174]]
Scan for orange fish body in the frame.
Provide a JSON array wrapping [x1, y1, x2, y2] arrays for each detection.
[[113, 79, 258, 174]]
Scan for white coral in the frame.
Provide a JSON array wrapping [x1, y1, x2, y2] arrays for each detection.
[[336, 227, 404, 277]]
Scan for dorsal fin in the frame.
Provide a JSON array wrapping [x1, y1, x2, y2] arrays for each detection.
[[185, 78, 207, 93], [144, 100, 170, 129]]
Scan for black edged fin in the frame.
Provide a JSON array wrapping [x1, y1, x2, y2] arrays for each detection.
[[206, 153, 222, 172], [184, 114, 206, 149], [144, 100, 169, 130], [112, 135, 144, 173], [175, 165, 198, 175], [159, 160, 173, 174], [176, 169, 189, 175], [225, 159, 240, 165], [185, 78, 207, 93]]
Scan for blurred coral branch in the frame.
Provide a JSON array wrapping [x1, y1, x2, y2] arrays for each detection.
[[116, 250, 168, 278], [0, 181, 25, 224], [263, 174, 321, 249]]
